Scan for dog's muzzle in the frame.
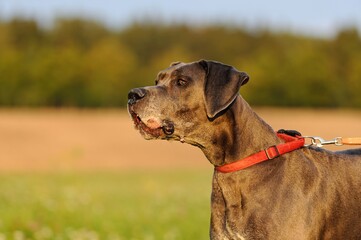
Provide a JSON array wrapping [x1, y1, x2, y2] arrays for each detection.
[[127, 88, 175, 137]]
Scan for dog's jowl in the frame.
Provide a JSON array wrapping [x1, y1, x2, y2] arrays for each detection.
[[128, 60, 361, 240]]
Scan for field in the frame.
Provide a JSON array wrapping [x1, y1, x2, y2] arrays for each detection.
[[0, 171, 211, 240], [0, 108, 360, 239]]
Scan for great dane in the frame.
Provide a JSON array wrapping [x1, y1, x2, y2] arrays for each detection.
[[127, 60, 361, 239]]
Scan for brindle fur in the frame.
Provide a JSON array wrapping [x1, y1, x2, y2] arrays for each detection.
[[127, 60, 361, 240]]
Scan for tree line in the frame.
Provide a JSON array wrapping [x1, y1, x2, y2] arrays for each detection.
[[0, 18, 360, 108]]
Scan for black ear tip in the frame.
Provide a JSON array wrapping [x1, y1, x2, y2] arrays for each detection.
[[240, 72, 250, 86], [198, 59, 208, 71]]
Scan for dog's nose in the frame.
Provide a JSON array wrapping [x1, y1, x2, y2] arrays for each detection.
[[128, 88, 147, 105]]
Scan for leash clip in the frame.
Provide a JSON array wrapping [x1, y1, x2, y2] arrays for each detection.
[[303, 136, 343, 148]]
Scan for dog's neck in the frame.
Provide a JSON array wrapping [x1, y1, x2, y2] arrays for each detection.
[[202, 96, 282, 167]]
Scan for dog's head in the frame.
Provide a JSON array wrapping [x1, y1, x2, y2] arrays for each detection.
[[127, 60, 249, 142]]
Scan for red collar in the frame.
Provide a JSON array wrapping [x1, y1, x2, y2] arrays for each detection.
[[215, 133, 305, 173]]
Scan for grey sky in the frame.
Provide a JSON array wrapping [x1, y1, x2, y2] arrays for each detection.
[[1, 0, 360, 37]]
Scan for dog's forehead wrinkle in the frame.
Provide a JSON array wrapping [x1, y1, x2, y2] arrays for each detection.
[[178, 64, 205, 82], [170, 69, 182, 78], [156, 72, 167, 81], [156, 69, 181, 85], [160, 63, 200, 82]]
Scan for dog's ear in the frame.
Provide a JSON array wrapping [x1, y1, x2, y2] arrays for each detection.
[[198, 60, 249, 119]]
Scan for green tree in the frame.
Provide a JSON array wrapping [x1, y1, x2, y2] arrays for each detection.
[[0, 18, 360, 108]]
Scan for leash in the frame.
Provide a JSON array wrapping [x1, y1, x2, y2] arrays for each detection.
[[303, 136, 361, 148], [216, 129, 361, 174]]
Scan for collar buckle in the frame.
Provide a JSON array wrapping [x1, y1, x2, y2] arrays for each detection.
[[265, 145, 280, 160]]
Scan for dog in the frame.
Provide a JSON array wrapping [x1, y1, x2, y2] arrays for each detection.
[[127, 60, 361, 239]]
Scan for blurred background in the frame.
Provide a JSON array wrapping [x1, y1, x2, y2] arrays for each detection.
[[0, 0, 360, 239]]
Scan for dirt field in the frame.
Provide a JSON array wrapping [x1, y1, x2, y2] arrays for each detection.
[[0, 108, 360, 172]]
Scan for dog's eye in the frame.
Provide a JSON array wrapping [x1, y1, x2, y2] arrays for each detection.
[[176, 78, 187, 87]]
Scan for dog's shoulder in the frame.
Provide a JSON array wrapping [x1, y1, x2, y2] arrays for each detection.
[[303, 147, 361, 173], [335, 148, 361, 156], [307, 146, 361, 159]]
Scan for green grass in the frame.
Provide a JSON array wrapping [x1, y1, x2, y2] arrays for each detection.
[[0, 170, 213, 240]]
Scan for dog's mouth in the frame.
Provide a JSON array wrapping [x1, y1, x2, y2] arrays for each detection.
[[129, 110, 174, 138]]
